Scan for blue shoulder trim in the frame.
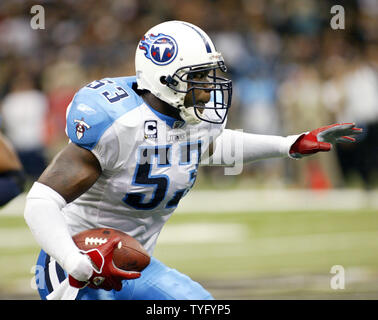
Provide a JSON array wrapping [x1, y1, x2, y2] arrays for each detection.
[[66, 76, 143, 150]]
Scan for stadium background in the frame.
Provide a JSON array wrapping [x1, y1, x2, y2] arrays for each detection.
[[0, 0, 377, 299]]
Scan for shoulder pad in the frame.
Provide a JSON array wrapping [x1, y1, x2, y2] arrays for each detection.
[[66, 77, 143, 150]]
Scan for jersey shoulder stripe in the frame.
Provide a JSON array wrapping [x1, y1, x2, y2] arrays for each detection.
[[66, 76, 143, 150]]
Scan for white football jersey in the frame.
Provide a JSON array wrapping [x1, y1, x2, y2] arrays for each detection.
[[63, 76, 225, 255]]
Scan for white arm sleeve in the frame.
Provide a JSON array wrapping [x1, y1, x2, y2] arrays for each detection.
[[202, 129, 302, 171], [24, 182, 93, 281]]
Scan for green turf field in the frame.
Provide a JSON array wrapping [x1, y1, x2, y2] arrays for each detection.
[[1, 207, 378, 299]]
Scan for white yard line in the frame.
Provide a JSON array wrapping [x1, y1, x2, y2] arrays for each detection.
[[177, 189, 378, 213], [1, 189, 378, 216], [157, 229, 378, 257], [6, 221, 378, 256]]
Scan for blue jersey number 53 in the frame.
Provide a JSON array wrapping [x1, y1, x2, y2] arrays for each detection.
[[86, 79, 129, 103], [123, 142, 201, 210]]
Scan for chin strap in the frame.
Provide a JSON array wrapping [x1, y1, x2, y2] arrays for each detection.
[[178, 106, 202, 125]]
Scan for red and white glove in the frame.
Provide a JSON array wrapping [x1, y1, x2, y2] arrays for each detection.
[[289, 123, 363, 159], [68, 237, 141, 291]]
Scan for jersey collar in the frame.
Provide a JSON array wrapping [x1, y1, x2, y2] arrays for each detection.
[[146, 104, 185, 128]]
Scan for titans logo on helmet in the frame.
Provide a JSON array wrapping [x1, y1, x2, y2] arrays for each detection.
[[139, 33, 178, 66]]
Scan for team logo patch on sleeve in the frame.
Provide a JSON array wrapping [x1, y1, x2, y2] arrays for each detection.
[[139, 33, 178, 65], [74, 118, 90, 140]]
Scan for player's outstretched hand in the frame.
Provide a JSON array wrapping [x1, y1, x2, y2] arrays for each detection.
[[69, 237, 141, 291], [289, 123, 363, 158]]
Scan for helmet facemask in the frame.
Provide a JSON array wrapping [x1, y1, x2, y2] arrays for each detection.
[[163, 61, 232, 124]]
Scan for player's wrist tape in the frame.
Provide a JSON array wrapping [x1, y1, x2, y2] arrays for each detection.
[[65, 251, 94, 282]]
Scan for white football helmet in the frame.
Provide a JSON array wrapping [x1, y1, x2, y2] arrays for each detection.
[[135, 20, 232, 124]]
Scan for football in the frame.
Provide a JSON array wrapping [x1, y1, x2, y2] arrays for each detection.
[[72, 228, 150, 272]]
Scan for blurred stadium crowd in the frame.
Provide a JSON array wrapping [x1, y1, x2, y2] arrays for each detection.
[[0, 0, 377, 189]]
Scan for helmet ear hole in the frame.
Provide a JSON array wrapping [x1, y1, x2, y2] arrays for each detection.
[[160, 76, 167, 85], [160, 75, 179, 87]]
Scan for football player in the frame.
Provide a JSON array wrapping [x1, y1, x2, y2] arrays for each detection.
[[24, 21, 362, 300], [0, 132, 25, 207]]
